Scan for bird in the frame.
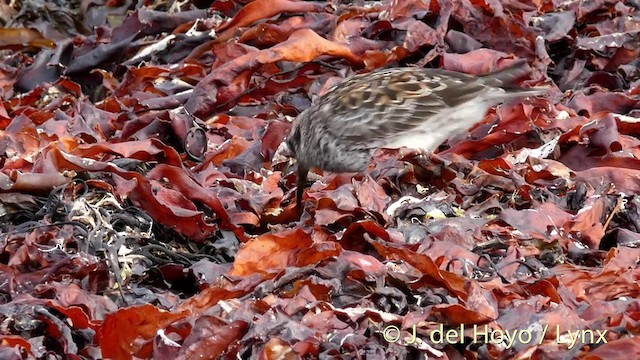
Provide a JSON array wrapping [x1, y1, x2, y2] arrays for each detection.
[[284, 60, 547, 208]]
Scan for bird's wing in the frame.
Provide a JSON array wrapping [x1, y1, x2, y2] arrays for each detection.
[[316, 68, 493, 148]]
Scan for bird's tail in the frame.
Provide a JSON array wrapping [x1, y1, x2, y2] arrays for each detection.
[[480, 59, 548, 96]]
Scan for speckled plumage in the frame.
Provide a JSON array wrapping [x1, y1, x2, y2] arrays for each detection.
[[286, 60, 547, 207]]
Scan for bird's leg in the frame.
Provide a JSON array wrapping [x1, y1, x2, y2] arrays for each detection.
[[295, 166, 309, 209]]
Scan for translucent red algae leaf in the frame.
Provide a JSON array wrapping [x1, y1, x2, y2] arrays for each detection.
[[465, 281, 499, 317], [342, 250, 386, 277], [332, 17, 371, 42], [0, 335, 32, 354], [0, 28, 55, 50], [316, 184, 359, 212], [113, 66, 170, 97], [98, 304, 189, 359], [230, 229, 341, 276], [369, 242, 467, 300], [46, 283, 115, 329], [578, 167, 640, 194], [601, 246, 640, 274], [566, 196, 607, 249], [492, 102, 551, 134], [210, 116, 267, 140], [523, 279, 563, 304], [46, 302, 99, 332], [3, 113, 40, 152], [185, 29, 364, 117], [381, 0, 436, 19], [495, 300, 589, 353], [216, 0, 327, 33], [585, 337, 640, 360], [71, 139, 184, 166], [187, 0, 328, 60], [567, 91, 640, 117], [180, 320, 249, 360], [354, 175, 390, 216], [260, 120, 291, 162], [230, 211, 261, 227], [261, 337, 297, 360], [144, 164, 232, 229], [152, 182, 199, 214], [442, 49, 515, 74], [48, 145, 230, 242], [535, 11, 576, 42], [207, 136, 251, 166], [499, 203, 573, 239], [0, 171, 69, 192], [239, 13, 334, 46], [443, 103, 552, 159], [559, 136, 640, 171], [431, 303, 495, 326], [179, 283, 262, 316], [66, 33, 139, 75], [403, 19, 439, 52], [581, 113, 623, 153], [552, 248, 640, 302]]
